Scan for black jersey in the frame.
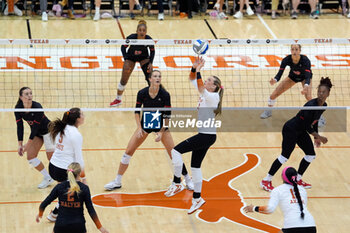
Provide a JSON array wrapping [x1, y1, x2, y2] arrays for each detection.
[[39, 181, 102, 229], [14, 101, 50, 141], [275, 55, 312, 84], [121, 34, 155, 63], [286, 98, 326, 134], [135, 87, 171, 130]]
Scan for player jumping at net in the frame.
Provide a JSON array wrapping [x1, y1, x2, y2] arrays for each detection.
[[15, 87, 55, 189], [105, 70, 194, 191], [245, 166, 317, 233], [164, 57, 224, 215], [260, 44, 312, 119], [46, 108, 87, 222], [36, 162, 109, 233], [110, 20, 155, 107], [261, 77, 332, 192]]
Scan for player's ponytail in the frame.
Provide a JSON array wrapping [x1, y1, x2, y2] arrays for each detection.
[[318, 77, 333, 91], [282, 167, 304, 219], [49, 107, 81, 141], [67, 162, 81, 194], [213, 76, 224, 116], [16, 87, 31, 107]]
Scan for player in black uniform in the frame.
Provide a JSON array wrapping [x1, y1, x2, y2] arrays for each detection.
[[110, 19, 155, 107], [36, 162, 109, 233], [261, 77, 332, 192], [105, 70, 193, 191], [15, 87, 54, 189], [261, 44, 313, 119]]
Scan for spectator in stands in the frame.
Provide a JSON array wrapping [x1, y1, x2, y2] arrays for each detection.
[[129, 0, 142, 19], [348, 0, 350, 18], [233, 0, 254, 18], [157, 0, 164, 20], [270, 0, 289, 19], [52, 0, 75, 19], [211, 0, 228, 19], [3, 0, 23, 16], [291, 0, 319, 19], [178, 0, 194, 18], [93, 0, 101, 20]]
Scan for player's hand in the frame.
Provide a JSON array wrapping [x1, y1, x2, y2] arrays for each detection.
[[147, 63, 153, 73], [269, 78, 277, 85], [196, 57, 205, 71], [243, 204, 254, 213], [155, 132, 162, 142], [192, 58, 200, 69], [36, 214, 41, 223], [301, 85, 310, 95], [99, 227, 109, 233], [18, 146, 24, 156], [136, 128, 144, 138], [314, 138, 321, 148], [319, 136, 328, 144]]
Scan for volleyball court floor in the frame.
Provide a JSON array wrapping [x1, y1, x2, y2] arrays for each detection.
[[0, 15, 350, 232]]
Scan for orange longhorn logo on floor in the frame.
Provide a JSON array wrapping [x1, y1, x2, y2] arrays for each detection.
[[92, 153, 280, 233]]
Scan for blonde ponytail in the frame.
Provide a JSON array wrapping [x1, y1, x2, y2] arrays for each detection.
[[213, 76, 224, 116], [67, 162, 82, 194]]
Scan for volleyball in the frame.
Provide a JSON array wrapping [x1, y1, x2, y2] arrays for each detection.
[[193, 39, 209, 55]]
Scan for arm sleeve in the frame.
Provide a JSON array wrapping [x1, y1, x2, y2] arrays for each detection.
[[29, 111, 45, 140], [259, 188, 279, 214], [83, 186, 102, 229], [39, 185, 60, 217], [303, 57, 312, 85], [274, 57, 288, 82], [72, 132, 84, 169], [15, 112, 24, 141], [135, 90, 143, 115]]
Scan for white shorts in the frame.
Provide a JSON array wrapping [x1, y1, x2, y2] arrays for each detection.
[[43, 133, 55, 152]]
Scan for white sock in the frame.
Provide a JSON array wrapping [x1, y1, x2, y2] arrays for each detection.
[[40, 168, 51, 179], [297, 174, 302, 181], [264, 174, 273, 181], [184, 174, 190, 181], [95, 7, 100, 13], [115, 174, 122, 184], [116, 95, 122, 100]]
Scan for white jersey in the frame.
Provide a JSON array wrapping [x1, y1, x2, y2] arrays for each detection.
[[50, 125, 85, 170], [266, 183, 315, 229], [191, 79, 220, 134]]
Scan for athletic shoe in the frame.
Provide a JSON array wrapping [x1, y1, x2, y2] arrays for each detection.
[[260, 180, 274, 192], [271, 11, 276, 19], [233, 11, 243, 19], [297, 179, 312, 189], [38, 177, 54, 189], [318, 115, 326, 128], [185, 177, 194, 191], [188, 197, 206, 214], [47, 210, 58, 222], [68, 9, 75, 19], [246, 6, 254, 16], [93, 12, 100, 21], [104, 180, 122, 191], [4, 5, 8, 15], [218, 12, 228, 20], [291, 11, 298, 19], [347, 12, 350, 18], [14, 5, 23, 16], [110, 99, 122, 107], [164, 183, 184, 197], [42, 12, 48, 21], [129, 12, 135, 19], [158, 13, 164, 20], [135, 4, 142, 10], [213, 2, 220, 10], [260, 110, 272, 119], [310, 11, 319, 19]]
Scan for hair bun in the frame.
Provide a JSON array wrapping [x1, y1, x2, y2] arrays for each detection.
[[138, 20, 147, 26]]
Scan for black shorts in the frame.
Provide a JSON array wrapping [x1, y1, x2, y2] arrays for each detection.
[[49, 163, 67, 182], [288, 73, 312, 83], [54, 223, 86, 233], [282, 226, 316, 233], [142, 127, 169, 134], [126, 55, 149, 63], [281, 122, 315, 159]]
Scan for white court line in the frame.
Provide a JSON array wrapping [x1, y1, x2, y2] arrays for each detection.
[[257, 14, 278, 39]]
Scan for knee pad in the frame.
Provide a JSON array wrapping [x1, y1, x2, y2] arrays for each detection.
[[191, 167, 202, 184], [268, 97, 276, 106], [278, 155, 288, 164], [304, 155, 316, 163], [118, 82, 126, 91], [120, 153, 131, 165], [28, 158, 41, 168], [171, 149, 183, 167]]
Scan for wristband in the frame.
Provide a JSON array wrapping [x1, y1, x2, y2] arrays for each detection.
[[196, 72, 202, 80], [254, 206, 260, 212], [191, 67, 196, 73]]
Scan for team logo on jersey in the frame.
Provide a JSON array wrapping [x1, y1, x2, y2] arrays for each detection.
[[143, 110, 161, 129], [92, 153, 280, 233]]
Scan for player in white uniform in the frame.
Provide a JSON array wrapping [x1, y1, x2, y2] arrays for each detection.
[[46, 108, 86, 222], [244, 166, 316, 233], [164, 57, 224, 215]]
